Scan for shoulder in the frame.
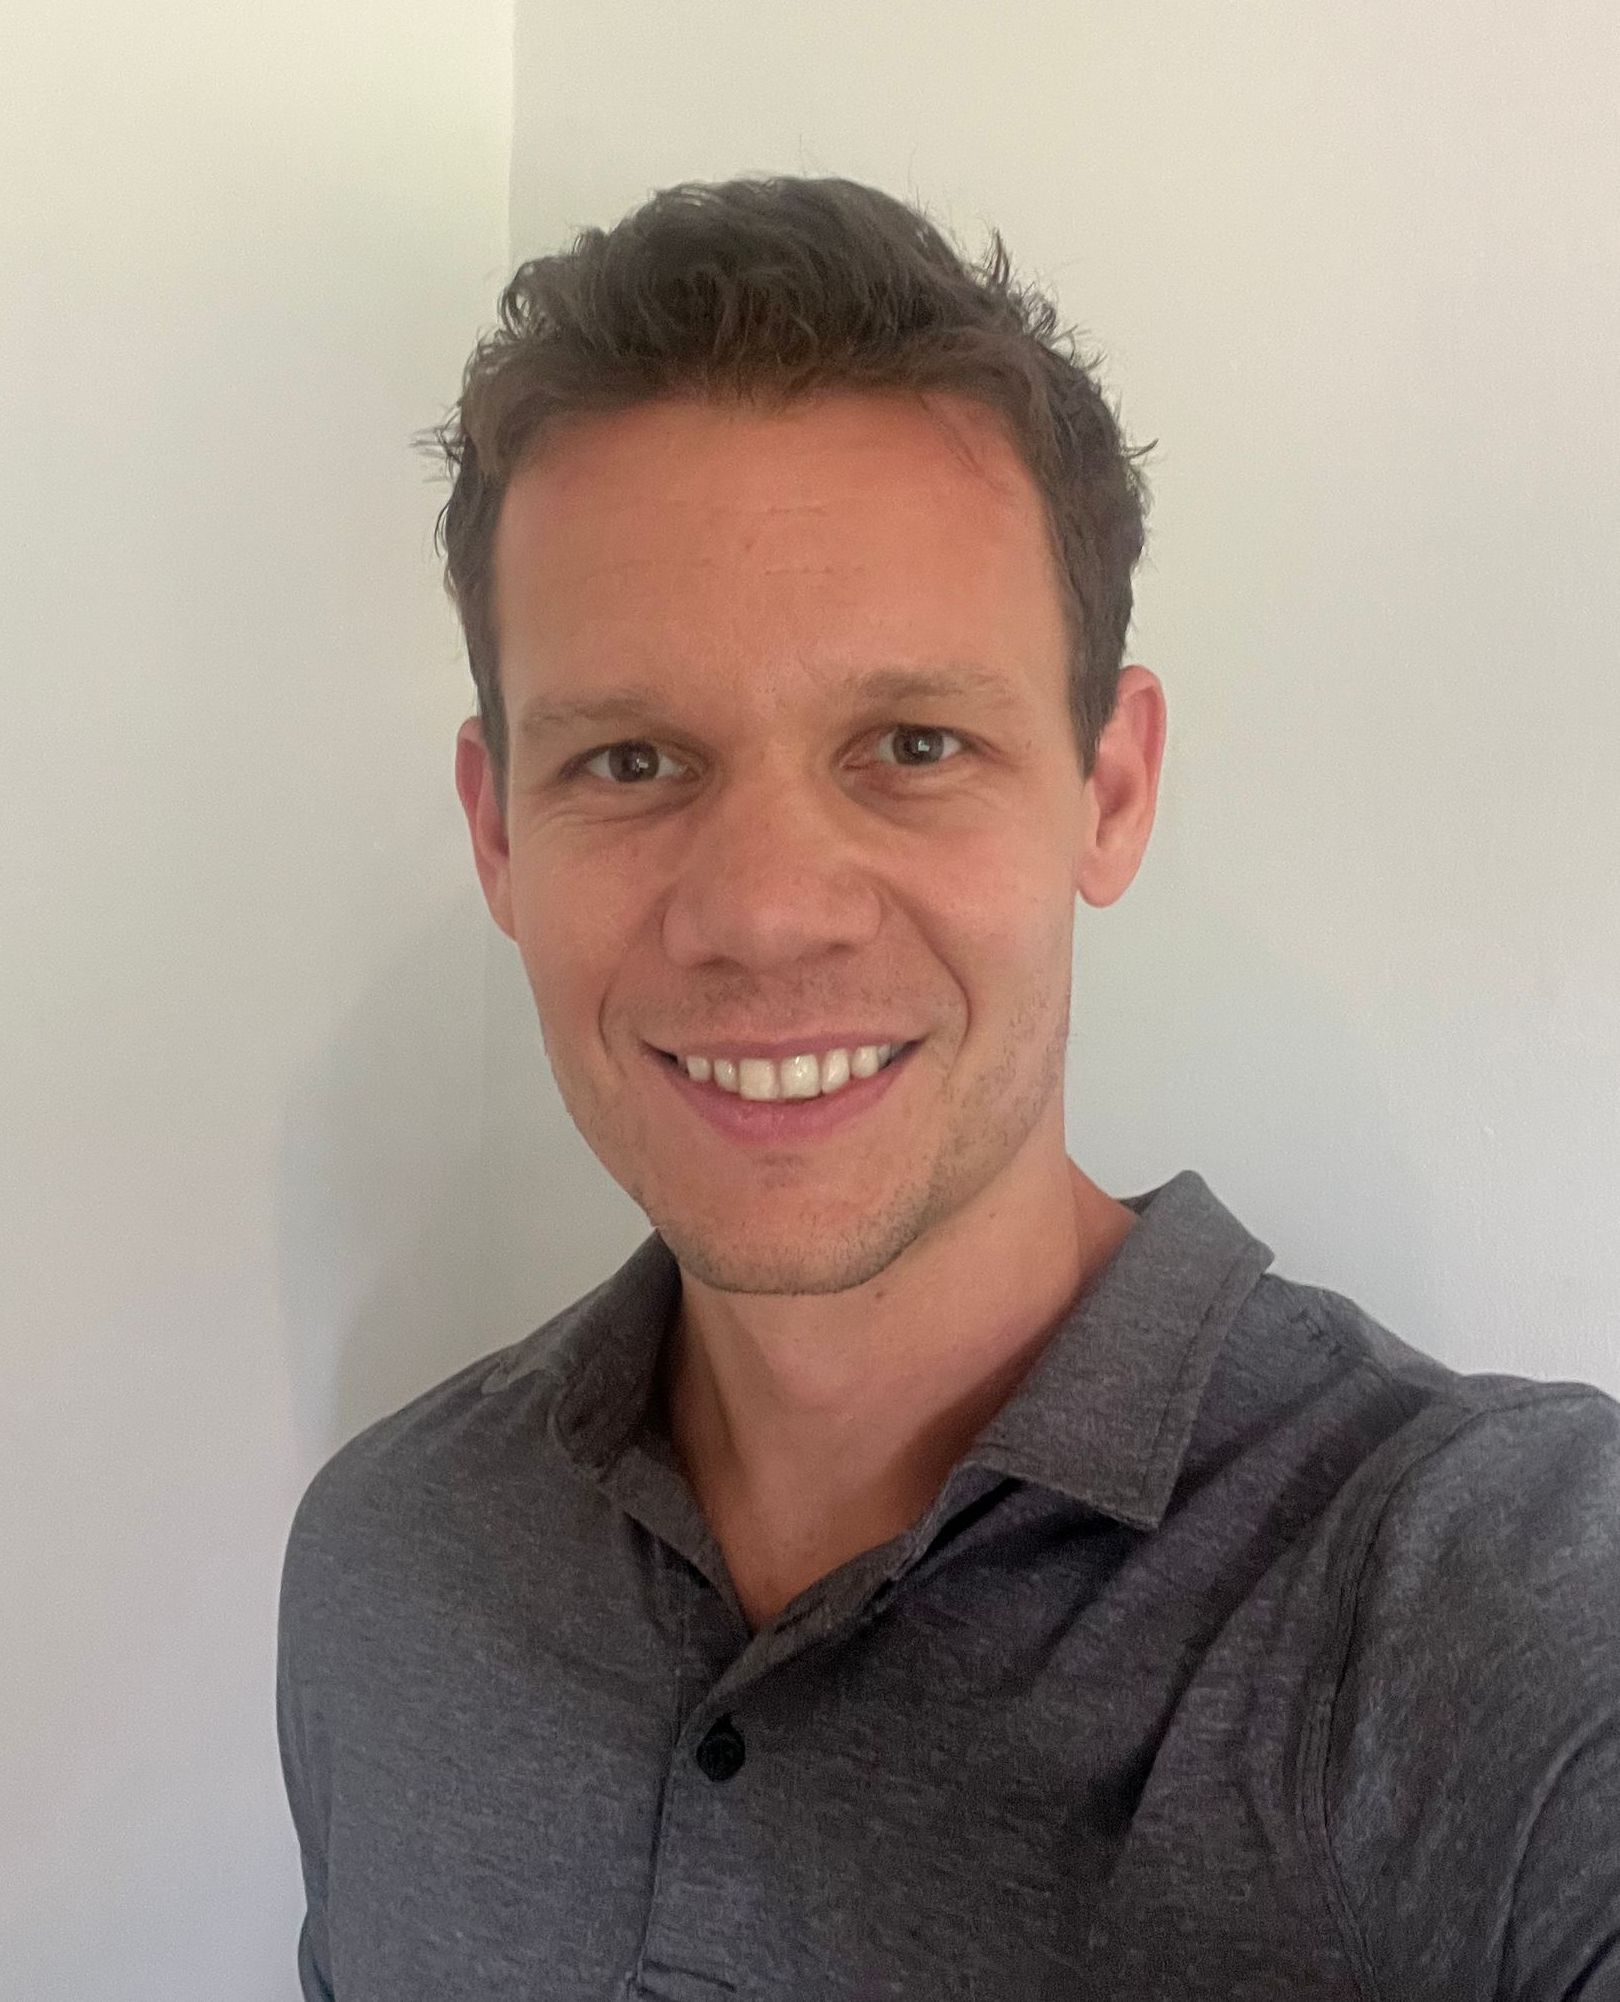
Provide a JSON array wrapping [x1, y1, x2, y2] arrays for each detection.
[[1359, 1369, 1620, 1562], [1261, 1265, 1620, 1736], [1327, 1373, 1620, 1704], [1220, 1265, 1618, 1488], [276, 1235, 672, 1703], [276, 1305, 580, 1660], [1311, 1364, 1620, 1994], [1236, 1267, 1494, 1403], [277, 1347, 504, 1660], [1209, 1266, 1620, 1693], [285, 1344, 505, 1541], [1330, 1371, 1620, 1738]]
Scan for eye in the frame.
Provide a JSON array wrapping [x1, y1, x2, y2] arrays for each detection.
[[576, 739, 690, 785], [873, 724, 967, 768]]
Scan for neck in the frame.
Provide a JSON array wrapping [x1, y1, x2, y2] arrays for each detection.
[[659, 1145, 1138, 1554]]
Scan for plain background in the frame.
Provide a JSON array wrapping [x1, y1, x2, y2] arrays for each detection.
[[3, 3, 1616, 1995]]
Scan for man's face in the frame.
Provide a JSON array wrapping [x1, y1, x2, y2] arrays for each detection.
[[459, 390, 1120, 1295]]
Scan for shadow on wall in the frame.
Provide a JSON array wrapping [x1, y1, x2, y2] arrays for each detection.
[[272, 893, 646, 1472]]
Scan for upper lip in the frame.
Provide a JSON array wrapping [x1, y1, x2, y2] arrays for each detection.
[[648, 1033, 919, 1062]]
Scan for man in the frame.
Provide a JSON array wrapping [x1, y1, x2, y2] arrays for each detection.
[[277, 177, 1620, 1999]]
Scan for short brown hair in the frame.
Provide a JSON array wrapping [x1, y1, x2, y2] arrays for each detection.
[[424, 176, 1149, 809]]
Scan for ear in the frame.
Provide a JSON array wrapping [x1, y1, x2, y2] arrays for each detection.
[[1075, 665, 1167, 909], [454, 716, 516, 940]]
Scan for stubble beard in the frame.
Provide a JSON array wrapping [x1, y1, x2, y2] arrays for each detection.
[[581, 988, 1073, 1300]]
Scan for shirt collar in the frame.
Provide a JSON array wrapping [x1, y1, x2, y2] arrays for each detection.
[[481, 1168, 1274, 1532], [967, 1169, 1275, 1526]]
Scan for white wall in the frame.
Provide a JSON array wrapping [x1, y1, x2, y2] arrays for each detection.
[[505, 0, 1620, 1391], [0, 4, 510, 1995]]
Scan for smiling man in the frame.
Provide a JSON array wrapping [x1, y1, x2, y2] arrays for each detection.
[[277, 179, 1620, 2001], [467, 380, 1155, 1632]]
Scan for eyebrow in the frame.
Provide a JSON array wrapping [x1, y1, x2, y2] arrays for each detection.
[[514, 665, 1023, 745]]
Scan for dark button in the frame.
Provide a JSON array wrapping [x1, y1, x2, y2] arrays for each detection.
[[694, 1715, 746, 1782]]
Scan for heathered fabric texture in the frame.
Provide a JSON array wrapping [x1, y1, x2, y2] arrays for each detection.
[[277, 1169, 1620, 2000]]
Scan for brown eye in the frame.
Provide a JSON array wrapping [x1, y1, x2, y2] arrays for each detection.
[[581, 740, 682, 784], [876, 725, 964, 768]]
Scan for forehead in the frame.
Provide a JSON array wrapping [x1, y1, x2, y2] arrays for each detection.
[[490, 390, 1068, 681]]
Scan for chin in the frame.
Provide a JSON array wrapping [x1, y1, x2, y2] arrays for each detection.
[[655, 1204, 929, 1298]]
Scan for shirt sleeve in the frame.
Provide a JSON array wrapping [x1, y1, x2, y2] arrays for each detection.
[[277, 1508, 338, 2002], [1319, 1385, 1620, 2002]]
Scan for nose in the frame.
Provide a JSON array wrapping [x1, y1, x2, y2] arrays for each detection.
[[659, 761, 885, 973]]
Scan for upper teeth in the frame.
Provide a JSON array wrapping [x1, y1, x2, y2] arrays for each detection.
[[680, 1044, 902, 1100]]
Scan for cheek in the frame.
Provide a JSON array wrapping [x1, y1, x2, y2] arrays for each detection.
[[911, 823, 1074, 972], [509, 856, 623, 1022]]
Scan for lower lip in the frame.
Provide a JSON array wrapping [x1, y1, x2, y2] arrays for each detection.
[[646, 1042, 920, 1146]]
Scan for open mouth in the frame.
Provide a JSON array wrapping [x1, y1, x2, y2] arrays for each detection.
[[644, 1037, 924, 1146], [650, 1039, 918, 1104]]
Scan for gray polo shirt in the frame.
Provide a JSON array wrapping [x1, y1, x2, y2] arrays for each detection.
[[276, 1168, 1620, 2000]]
